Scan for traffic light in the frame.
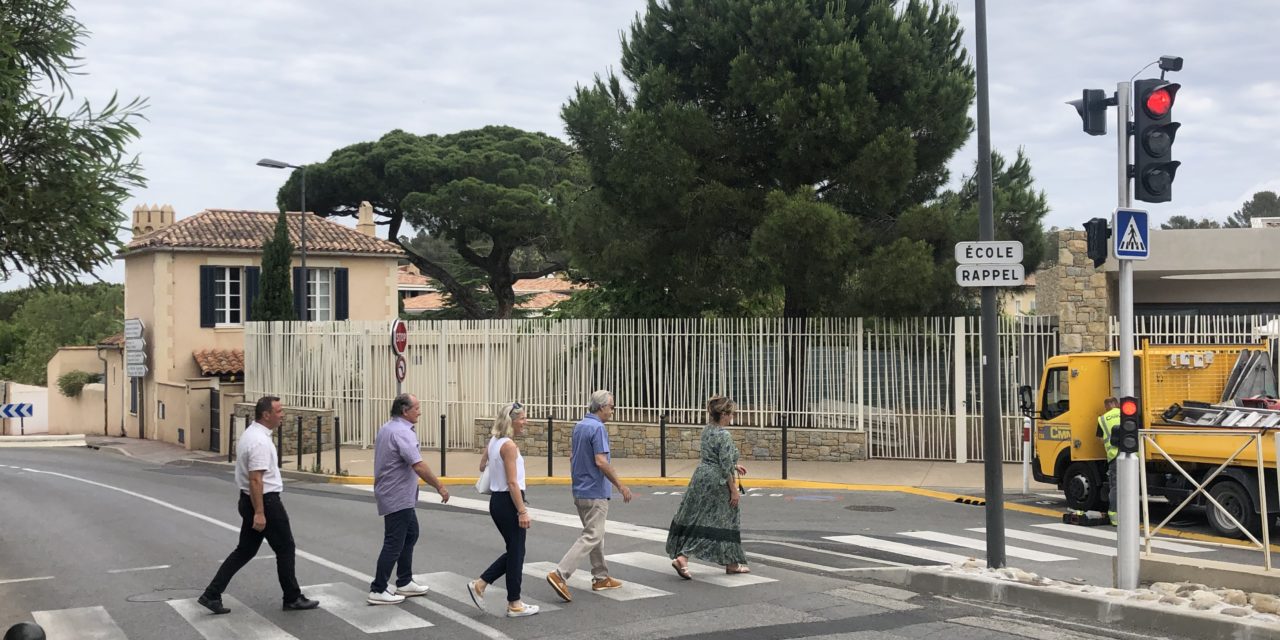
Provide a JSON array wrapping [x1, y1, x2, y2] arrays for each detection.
[[1133, 79, 1181, 203], [1114, 396, 1142, 454], [1068, 88, 1109, 136], [1083, 218, 1110, 268]]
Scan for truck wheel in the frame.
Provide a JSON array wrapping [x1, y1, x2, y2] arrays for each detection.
[[1063, 462, 1104, 511], [1206, 480, 1260, 539]]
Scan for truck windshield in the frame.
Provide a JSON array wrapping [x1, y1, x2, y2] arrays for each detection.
[[1042, 367, 1069, 419]]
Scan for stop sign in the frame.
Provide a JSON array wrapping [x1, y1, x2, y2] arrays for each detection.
[[391, 319, 408, 354]]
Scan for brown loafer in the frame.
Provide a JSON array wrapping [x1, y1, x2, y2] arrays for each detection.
[[591, 576, 623, 591], [546, 570, 572, 602]]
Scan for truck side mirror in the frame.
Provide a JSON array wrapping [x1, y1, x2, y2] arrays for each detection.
[[1017, 385, 1034, 416]]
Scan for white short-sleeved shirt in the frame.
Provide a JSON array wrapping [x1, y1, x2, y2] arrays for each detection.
[[237, 421, 284, 494]]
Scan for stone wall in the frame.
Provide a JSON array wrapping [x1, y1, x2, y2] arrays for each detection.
[[1035, 229, 1111, 353], [473, 418, 867, 462], [233, 404, 336, 456]]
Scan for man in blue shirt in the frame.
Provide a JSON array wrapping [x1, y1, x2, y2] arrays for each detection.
[[546, 390, 632, 602]]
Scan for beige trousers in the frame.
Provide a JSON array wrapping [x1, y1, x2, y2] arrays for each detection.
[[556, 498, 610, 580]]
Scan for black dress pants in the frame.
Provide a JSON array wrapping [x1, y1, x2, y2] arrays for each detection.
[[204, 492, 302, 604]]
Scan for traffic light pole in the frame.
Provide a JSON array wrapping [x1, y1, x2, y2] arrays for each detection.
[[1115, 80, 1140, 589], [975, 0, 1006, 570]]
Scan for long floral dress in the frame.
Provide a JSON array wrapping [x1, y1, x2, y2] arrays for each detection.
[[664, 424, 747, 565]]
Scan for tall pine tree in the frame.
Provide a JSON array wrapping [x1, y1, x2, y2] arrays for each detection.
[[252, 211, 295, 321]]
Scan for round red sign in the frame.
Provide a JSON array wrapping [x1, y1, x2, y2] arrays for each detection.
[[395, 355, 407, 382], [391, 319, 408, 354]]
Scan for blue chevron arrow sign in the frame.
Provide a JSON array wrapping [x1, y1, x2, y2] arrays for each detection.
[[0, 403, 34, 418]]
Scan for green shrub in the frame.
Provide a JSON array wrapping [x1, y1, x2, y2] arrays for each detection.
[[57, 370, 102, 398]]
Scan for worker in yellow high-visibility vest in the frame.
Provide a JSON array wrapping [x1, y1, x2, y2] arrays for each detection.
[[1096, 397, 1121, 525]]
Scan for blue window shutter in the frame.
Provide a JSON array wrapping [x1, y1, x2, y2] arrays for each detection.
[[199, 266, 217, 327], [244, 267, 261, 321], [335, 268, 349, 321], [293, 267, 306, 320]]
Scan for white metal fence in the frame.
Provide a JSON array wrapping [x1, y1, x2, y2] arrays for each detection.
[[245, 316, 1060, 462]]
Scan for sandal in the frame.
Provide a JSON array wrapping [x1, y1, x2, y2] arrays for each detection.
[[725, 565, 751, 574], [671, 559, 692, 580]]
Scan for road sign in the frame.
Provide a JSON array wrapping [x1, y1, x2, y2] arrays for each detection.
[[391, 319, 408, 354], [1114, 208, 1150, 260], [954, 241, 1023, 265], [126, 364, 148, 378], [124, 337, 146, 351], [395, 355, 407, 383], [0, 403, 33, 418], [955, 264, 1025, 288], [125, 351, 146, 365], [124, 318, 145, 339]]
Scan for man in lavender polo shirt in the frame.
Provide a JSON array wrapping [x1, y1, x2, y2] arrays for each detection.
[[366, 393, 450, 605]]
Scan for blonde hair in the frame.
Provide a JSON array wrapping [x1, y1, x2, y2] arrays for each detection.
[[707, 395, 737, 424], [492, 402, 525, 439]]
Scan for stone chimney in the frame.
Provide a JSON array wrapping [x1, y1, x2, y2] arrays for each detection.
[[357, 201, 376, 237], [132, 204, 175, 236]]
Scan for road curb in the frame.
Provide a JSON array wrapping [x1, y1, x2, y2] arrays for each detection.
[[885, 568, 1280, 640], [0, 434, 86, 448]]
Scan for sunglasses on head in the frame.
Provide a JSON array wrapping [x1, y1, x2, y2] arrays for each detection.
[[509, 402, 523, 416]]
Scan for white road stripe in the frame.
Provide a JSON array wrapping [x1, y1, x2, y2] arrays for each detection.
[[824, 535, 972, 565], [1032, 523, 1211, 553], [605, 551, 776, 586], [523, 561, 672, 600], [743, 539, 909, 568], [0, 576, 54, 585], [302, 582, 432, 632], [106, 564, 170, 574], [32, 606, 128, 640], [899, 531, 1076, 562], [170, 596, 299, 640], [969, 528, 1117, 557], [416, 571, 560, 613], [18, 467, 512, 640]]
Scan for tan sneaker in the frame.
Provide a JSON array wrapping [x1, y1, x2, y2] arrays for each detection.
[[546, 570, 572, 602], [591, 576, 623, 591]]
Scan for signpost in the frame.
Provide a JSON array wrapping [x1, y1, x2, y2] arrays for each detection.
[[391, 319, 408, 395], [0, 403, 34, 436], [124, 318, 147, 439], [954, 241, 1025, 288]]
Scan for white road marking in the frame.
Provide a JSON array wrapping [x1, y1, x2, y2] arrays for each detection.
[[0, 576, 54, 585], [302, 582, 432, 632], [742, 539, 908, 567], [416, 571, 560, 613], [606, 551, 776, 586], [1032, 523, 1211, 553], [170, 596, 298, 640], [824, 535, 972, 565], [898, 531, 1076, 562], [523, 561, 671, 601], [32, 606, 128, 640], [106, 564, 170, 574], [969, 527, 1117, 557]]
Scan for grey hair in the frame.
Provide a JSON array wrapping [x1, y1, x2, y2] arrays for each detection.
[[588, 389, 614, 413], [390, 393, 416, 418], [492, 402, 525, 439]]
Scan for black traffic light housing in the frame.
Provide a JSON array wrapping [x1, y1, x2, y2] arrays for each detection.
[[1083, 218, 1110, 268], [1068, 89, 1110, 136], [1115, 396, 1142, 454], [1133, 78, 1181, 203]]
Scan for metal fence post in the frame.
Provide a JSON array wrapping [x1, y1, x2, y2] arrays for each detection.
[[296, 416, 303, 470], [315, 416, 322, 472], [660, 412, 668, 478], [547, 414, 554, 477], [334, 416, 342, 476], [781, 414, 789, 480], [276, 418, 283, 467], [439, 414, 447, 477], [227, 414, 235, 463]]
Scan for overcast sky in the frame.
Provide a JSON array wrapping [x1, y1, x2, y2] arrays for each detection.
[[6, 0, 1278, 291]]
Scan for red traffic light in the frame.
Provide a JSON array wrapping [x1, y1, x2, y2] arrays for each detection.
[[1142, 83, 1179, 118], [1120, 397, 1140, 417]]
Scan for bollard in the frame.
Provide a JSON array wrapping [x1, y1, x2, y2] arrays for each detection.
[[439, 414, 447, 477], [659, 412, 667, 478], [227, 414, 236, 463], [334, 417, 342, 476], [296, 416, 303, 470], [781, 415, 789, 480], [546, 415, 554, 477], [276, 419, 283, 467], [315, 416, 322, 472]]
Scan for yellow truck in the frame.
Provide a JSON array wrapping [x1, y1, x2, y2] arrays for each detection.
[[1019, 342, 1280, 538]]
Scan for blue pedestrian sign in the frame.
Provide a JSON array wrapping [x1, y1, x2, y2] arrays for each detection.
[[1114, 208, 1149, 260], [0, 403, 34, 418]]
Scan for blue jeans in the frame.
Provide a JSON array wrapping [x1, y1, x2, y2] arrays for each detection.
[[370, 508, 419, 594]]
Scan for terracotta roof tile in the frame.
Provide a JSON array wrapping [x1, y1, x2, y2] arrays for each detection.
[[397, 265, 432, 287], [125, 210, 404, 256], [193, 349, 245, 375], [402, 292, 448, 311], [512, 275, 586, 293], [516, 291, 571, 309]]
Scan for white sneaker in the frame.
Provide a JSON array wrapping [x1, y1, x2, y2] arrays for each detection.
[[367, 589, 405, 605], [466, 580, 485, 610], [395, 581, 429, 597], [506, 603, 540, 618]]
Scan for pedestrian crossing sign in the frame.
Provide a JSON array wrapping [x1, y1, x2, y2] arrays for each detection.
[[1113, 208, 1149, 260]]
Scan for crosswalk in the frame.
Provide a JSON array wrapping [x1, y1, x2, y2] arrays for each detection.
[[25, 552, 774, 639], [825, 522, 1214, 566]]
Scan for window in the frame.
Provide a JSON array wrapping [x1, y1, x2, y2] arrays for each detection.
[[307, 269, 332, 321], [215, 267, 242, 325], [1042, 367, 1070, 419]]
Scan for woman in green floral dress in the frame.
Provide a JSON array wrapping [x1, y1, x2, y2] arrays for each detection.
[[666, 395, 750, 577]]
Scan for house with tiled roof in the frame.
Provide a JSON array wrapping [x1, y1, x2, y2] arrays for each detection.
[[46, 203, 402, 450], [401, 273, 585, 317]]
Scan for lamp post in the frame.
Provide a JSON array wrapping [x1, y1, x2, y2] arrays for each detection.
[[256, 158, 307, 319]]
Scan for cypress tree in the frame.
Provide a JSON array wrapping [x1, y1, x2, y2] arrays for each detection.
[[252, 210, 295, 321]]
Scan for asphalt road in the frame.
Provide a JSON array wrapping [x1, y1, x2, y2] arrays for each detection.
[[0, 447, 1209, 640]]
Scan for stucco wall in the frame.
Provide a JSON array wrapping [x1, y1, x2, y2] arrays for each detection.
[[46, 347, 109, 435]]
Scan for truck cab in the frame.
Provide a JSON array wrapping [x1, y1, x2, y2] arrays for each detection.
[[1027, 351, 1119, 511]]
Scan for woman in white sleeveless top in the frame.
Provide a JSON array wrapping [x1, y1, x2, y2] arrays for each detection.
[[467, 402, 538, 617]]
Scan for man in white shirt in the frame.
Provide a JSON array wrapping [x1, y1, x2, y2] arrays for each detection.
[[198, 396, 320, 614]]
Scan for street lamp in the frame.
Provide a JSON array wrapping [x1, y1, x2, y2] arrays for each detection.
[[256, 158, 307, 319]]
